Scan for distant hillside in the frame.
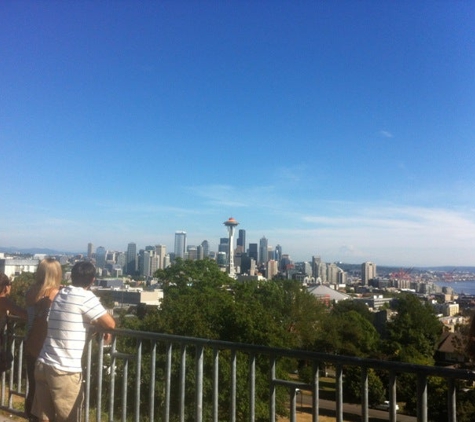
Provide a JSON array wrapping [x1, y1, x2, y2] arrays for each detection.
[[0, 247, 81, 256]]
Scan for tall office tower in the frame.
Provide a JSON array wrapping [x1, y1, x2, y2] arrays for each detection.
[[218, 238, 229, 254], [327, 263, 340, 284], [174, 231, 187, 259], [87, 243, 94, 259], [311, 256, 321, 279], [201, 240, 209, 258], [303, 262, 312, 276], [240, 253, 251, 275], [267, 246, 274, 262], [126, 242, 137, 275], [275, 244, 282, 264], [223, 217, 239, 278], [150, 254, 160, 276], [155, 245, 166, 269], [116, 252, 126, 270], [259, 236, 268, 265], [142, 250, 152, 277], [267, 260, 278, 280], [187, 246, 197, 260], [337, 270, 347, 285], [362, 262, 376, 285], [95, 246, 106, 269], [248, 243, 258, 262], [237, 230, 246, 253], [197, 245, 204, 260], [216, 251, 227, 267]]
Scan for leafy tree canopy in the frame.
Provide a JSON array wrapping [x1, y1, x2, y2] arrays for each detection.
[[383, 293, 442, 363]]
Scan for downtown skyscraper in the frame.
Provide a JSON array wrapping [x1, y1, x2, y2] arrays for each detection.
[[174, 231, 186, 259], [126, 242, 137, 275]]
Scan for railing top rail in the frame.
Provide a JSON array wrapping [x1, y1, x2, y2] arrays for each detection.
[[106, 327, 475, 381]]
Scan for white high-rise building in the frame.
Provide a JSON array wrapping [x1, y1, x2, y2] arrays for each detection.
[[155, 245, 166, 269], [362, 262, 377, 285], [174, 231, 187, 259]]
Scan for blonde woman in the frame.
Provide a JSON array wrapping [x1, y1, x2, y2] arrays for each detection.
[[24, 258, 62, 421]]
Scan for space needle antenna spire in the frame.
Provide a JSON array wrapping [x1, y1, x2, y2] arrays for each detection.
[[223, 217, 239, 278]]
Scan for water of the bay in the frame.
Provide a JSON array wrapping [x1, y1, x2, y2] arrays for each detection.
[[433, 280, 475, 295]]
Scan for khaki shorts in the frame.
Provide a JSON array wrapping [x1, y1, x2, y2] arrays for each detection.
[[32, 361, 83, 422]]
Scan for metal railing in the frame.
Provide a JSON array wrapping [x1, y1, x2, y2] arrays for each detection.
[[2, 324, 475, 421]]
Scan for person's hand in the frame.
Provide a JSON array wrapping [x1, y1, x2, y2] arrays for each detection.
[[103, 332, 113, 345]]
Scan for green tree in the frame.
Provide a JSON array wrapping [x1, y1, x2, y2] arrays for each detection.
[[343, 366, 385, 406], [315, 310, 380, 357], [10, 271, 35, 308], [382, 293, 442, 364]]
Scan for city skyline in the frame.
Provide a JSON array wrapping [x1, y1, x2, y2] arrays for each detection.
[[1, 2, 474, 267]]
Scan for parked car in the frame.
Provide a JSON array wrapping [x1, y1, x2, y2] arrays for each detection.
[[376, 401, 399, 411]]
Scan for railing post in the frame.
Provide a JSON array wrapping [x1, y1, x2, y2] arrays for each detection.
[[96, 335, 105, 422], [417, 372, 428, 422], [195, 345, 204, 422], [149, 341, 156, 422], [249, 353, 255, 422], [121, 358, 128, 422], [290, 387, 297, 422], [109, 337, 117, 422], [389, 370, 397, 422], [312, 361, 319, 422], [335, 365, 344, 422], [361, 366, 368, 422], [180, 344, 187, 422], [84, 335, 92, 422], [212, 348, 219, 422], [230, 349, 237, 422], [134, 339, 142, 422], [269, 356, 276, 422], [448, 378, 456, 422], [164, 342, 172, 422]]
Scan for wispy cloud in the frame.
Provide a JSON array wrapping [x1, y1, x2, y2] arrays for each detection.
[[379, 130, 393, 138]]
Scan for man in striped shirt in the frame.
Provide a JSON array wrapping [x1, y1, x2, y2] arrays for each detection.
[[32, 261, 116, 422]]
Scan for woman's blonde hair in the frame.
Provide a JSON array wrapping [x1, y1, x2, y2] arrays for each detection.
[[35, 258, 62, 301]]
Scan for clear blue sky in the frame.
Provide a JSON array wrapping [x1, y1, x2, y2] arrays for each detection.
[[1, 1, 474, 267]]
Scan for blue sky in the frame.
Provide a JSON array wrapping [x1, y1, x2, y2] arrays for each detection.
[[1, 1, 474, 266]]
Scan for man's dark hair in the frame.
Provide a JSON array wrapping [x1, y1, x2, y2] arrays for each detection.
[[71, 261, 96, 287]]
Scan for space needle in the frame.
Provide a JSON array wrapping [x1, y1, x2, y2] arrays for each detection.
[[223, 217, 239, 278]]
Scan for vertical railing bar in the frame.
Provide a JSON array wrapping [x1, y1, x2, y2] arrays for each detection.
[[335, 364, 343, 422], [96, 335, 105, 422], [16, 338, 23, 393], [290, 388, 297, 422], [8, 334, 15, 408], [389, 370, 397, 422], [109, 337, 117, 422], [361, 366, 368, 422], [230, 349, 237, 422], [149, 341, 157, 422], [269, 356, 276, 422], [448, 377, 456, 422], [134, 339, 142, 422], [179, 344, 187, 422], [164, 342, 172, 422], [84, 336, 92, 422], [121, 359, 128, 422], [312, 361, 319, 422], [417, 372, 428, 422], [195, 345, 204, 422], [212, 348, 219, 422], [249, 353, 255, 422]]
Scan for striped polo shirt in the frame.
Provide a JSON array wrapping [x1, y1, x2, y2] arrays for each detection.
[[37, 285, 107, 372]]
